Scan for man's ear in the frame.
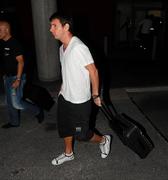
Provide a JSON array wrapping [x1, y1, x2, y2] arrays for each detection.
[[64, 23, 70, 31]]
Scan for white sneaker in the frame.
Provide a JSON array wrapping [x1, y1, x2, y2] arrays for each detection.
[[51, 153, 74, 166], [99, 135, 111, 158]]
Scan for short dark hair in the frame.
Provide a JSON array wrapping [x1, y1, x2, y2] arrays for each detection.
[[49, 12, 74, 33]]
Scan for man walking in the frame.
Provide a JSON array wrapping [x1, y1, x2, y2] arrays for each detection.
[[0, 20, 44, 128], [49, 12, 111, 166]]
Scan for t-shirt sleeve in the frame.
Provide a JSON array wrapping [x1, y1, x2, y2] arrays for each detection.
[[74, 45, 94, 67], [13, 40, 24, 57]]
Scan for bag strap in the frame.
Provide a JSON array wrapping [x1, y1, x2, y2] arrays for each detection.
[[100, 101, 116, 122]]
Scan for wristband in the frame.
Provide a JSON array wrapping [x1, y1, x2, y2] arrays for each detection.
[[92, 95, 100, 100], [16, 78, 21, 81]]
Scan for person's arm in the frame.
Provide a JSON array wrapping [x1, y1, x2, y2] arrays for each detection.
[[85, 63, 101, 106], [12, 55, 24, 89]]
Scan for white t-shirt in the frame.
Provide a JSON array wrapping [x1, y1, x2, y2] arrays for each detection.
[[59, 36, 94, 104]]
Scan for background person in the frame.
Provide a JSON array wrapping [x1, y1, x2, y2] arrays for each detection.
[[0, 20, 44, 128], [137, 14, 154, 51]]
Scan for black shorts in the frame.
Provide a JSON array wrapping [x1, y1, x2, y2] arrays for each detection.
[[57, 95, 94, 140]]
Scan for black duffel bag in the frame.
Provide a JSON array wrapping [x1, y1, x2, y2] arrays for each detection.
[[23, 83, 55, 111]]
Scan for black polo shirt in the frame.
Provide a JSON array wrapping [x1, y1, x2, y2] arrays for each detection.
[[1, 37, 24, 76]]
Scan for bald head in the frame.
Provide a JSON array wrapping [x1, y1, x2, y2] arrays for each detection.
[[0, 21, 11, 41]]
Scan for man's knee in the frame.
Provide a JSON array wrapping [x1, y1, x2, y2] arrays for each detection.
[[75, 130, 94, 141], [12, 101, 24, 110]]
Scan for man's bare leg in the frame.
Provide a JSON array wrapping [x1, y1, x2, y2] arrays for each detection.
[[64, 136, 73, 154], [90, 133, 105, 143]]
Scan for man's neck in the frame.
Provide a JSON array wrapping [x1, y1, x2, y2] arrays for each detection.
[[62, 34, 73, 50]]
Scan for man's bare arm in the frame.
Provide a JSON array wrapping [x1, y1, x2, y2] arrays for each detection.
[[85, 63, 101, 106]]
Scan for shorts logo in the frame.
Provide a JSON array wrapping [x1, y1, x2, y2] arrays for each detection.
[[76, 127, 82, 132]]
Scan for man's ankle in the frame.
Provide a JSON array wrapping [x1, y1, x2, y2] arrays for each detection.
[[65, 152, 73, 156], [100, 136, 106, 144]]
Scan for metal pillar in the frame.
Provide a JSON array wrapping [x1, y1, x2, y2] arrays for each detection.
[[31, 0, 60, 81]]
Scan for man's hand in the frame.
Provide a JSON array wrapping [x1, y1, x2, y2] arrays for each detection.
[[93, 96, 101, 107], [12, 79, 21, 89]]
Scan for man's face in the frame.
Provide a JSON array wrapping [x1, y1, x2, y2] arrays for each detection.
[[50, 19, 65, 40], [0, 23, 9, 41]]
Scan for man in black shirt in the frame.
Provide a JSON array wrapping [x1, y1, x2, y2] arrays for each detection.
[[0, 20, 44, 128]]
